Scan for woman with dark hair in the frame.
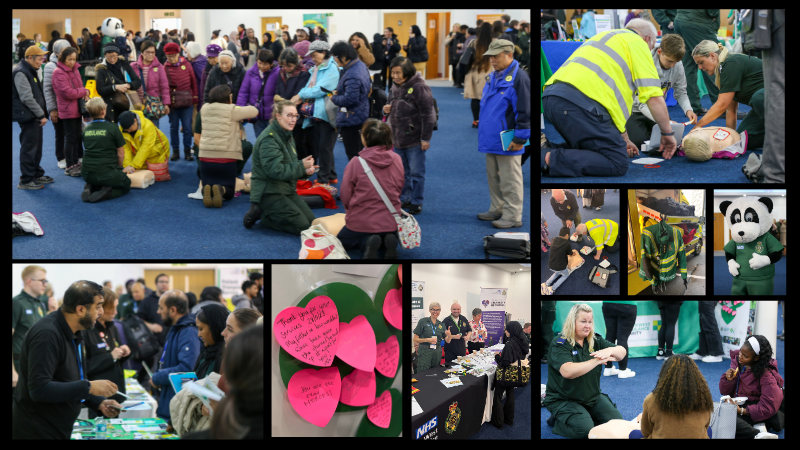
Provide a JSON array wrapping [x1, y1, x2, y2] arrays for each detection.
[[241, 28, 259, 70], [52, 47, 91, 178], [463, 22, 493, 128], [237, 48, 280, 139], [93, 44, 142, 123], [261, 32, 273, 50], [490, 321, 529, 429], [183, 324, 263, 439], [192, 286, 225, 314], [403, 25, 428, 78], [330, 41, 371, 161], [315, 26, 328, 42], [193, 304, 229, 378], [348, 32, 375, 67], [273, 47, 311, 161]]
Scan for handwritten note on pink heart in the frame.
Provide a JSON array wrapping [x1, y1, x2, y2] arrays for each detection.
[[335, 315, 376, 371], [367, 390, 392, 428], [383, 288, 402, 330], [273, 296, 340, 367], [287, 367, 341, 427], [375, 335, 399, 377], [340, 368, 376, 406]]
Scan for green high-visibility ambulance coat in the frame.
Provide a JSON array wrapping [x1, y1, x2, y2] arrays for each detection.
[[639, 222, 687, 285]]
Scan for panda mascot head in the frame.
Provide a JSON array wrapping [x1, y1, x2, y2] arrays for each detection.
[[101, 17, 126, 39], [719, 197, 773, 244]]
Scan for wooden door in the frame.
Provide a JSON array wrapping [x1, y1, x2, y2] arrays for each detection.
[[261, 16, 282, 40], [425, 12, 440, 79], [143, 269, 216, 299], [713, 212, 725, 251], [384, 12, 417, 61]]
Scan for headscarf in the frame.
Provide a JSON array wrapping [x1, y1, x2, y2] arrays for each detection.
[[500, 321, 528, 363], [228, 31, 241, 49], [246, 28, 257, 44], [194, 303, 229, 377]]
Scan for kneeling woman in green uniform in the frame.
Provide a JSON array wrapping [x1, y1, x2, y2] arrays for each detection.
[[543, 303, 626, 439], [81, 97, 132, 203], [692, 40, 764, 150], [413, 302, 446, 373]]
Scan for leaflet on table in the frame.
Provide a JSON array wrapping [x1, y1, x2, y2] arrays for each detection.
[[411, 396, 424, 416], [122, 424, 168, 433], [440, 377, 464, 388]]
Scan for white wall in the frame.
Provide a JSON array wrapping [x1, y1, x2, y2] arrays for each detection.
[[713, 195, 787, 244]]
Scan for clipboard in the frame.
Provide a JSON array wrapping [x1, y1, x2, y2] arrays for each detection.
[[500, 130, 530, 151]]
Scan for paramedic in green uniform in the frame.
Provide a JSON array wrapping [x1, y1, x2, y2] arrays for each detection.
[[723, 227, 783, 296], [80, 97, 132, 203], [543, 303, 627, 439], [413, 302, 446, 373], [12, 265, 49, 395], [692, 40, 765, 150]]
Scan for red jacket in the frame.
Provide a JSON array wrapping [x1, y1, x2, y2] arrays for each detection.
[[163, 56, 198, 107], [51, 61, 90, 119], [340, 145, 404, 234]]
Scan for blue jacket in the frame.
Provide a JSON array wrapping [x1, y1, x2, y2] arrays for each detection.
[[151, 313, 201, 421], [331, 59, 371, 128], [478, 59, 530, 156], [297, 58, 340, 129]]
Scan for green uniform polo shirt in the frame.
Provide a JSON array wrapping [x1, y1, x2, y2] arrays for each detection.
[[116, 293, 135, 320], [413, 317, 446, 354], [719, 53, 764, 106], [81, 121, 126, 174], [12, 290, 47, 369], [724, 231, 783, 280], [543, 332, 616, 409]]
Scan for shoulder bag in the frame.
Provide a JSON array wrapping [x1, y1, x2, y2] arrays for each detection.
[[458, 40, 475, 78], [164, 63, 193, 109], [59, 67, 90, 119], [494, 358, 530, 388], [357, 156, 420, 249], [138, 66, 168, 120]]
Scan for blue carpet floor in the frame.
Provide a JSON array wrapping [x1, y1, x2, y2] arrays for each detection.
[[542, 302, 785, 439], [713, 256, 786, 295], [540, 190, 620, 295], [542, 94, 759, 183], [468, 381, 532, 439], [11, 86, 530, 259]]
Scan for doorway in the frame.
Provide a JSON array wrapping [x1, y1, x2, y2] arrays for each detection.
[[713, 213, 726, 251], [142, 269, 215, 299], [151, 18, 182, 35], [262, 17, 283, 41], [384, 12, 418, 72], [425, 12, 451, 80]]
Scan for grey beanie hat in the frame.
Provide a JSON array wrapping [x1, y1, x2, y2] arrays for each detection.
[[308, 40, 330, 53]]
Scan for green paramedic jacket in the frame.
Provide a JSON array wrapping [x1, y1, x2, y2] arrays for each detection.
[[639, 222, 687, 285]]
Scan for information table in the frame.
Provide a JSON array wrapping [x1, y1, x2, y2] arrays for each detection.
[[71, 417, 179, 440], [78, 378, 158, 420], [412, 362, 488, 439]]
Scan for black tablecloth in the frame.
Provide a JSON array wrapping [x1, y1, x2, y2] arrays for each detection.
[[411, 362, 489, 439]]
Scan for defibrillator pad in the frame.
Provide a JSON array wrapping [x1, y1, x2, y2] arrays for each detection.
[[580, 246, 595, 255]]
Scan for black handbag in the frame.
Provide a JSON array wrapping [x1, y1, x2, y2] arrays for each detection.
[[63, 67, 90, 119], [458, 42, 475, 78], [494, 358, 531, 388]]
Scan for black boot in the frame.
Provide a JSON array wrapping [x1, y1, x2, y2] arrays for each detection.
[[170, 149, 180, 161], [363, 235, 382, 259], [243, 203, 262, 228], [184, 149, 194, 161], [81, 183, 96, 202], [88, 185, 114, 203], [383, 234, 398, 259]]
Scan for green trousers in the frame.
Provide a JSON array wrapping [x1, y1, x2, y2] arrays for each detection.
[[674, 20, 720, 111], [82, 168, 132, 199], [416, 348, 440, 372], [737, 88, 765, 150], [546, 393, 623, 439], [732, 276, 774, 295], [258, 192, 315, 235]]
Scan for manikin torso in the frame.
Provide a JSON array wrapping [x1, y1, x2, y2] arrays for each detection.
[[681, 126, 741, 153]]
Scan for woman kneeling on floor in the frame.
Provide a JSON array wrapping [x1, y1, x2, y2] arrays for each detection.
[[80, 97, 131, 203], [198, 85, 257, 207]]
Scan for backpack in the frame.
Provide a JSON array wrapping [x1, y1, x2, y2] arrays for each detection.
[[121, 314, 160, 361], [369, 87, 387, 120]]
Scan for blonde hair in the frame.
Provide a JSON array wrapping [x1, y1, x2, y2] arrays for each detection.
[[270, 99, 297, 125], [86, 97, 107, 118], [561, 303, 595, 350], [682, 130, 712, 162], [428, 302, 441, 312], [692, 40, 729, 88], [21, 265, 46, 282]]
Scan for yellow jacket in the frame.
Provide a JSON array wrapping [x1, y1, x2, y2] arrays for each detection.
[[120, 110, 170, 169], [586, 218, 618, 250], [543, 29, 662, 133]]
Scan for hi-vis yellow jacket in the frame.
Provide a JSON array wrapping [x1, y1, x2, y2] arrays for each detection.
[[543, 29, 662, 133], [586, 218, 618, 250]]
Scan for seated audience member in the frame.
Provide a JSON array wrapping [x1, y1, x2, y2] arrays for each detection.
[[117, 110, 170, 173], [183, 324, 263, 439], [337, 119, 404, 259], [237, 49, 280, 139], [198, 85, 257, 207], [243, 100, 318, 234], [541, 227, 584, 295], [80, 97, 132, 202], [194, 304, 230, 379], [231, 280, 259, 310]]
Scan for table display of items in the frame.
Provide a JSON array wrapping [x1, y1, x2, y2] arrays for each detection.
[[448, 349, 499, 377], [71, 417, 179, 440], [78, 378, 157, 420]]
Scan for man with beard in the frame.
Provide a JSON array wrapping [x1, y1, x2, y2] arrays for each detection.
[[13, 280, 121, 439], [441, 302, 473, 364], [149, 289, 201, 422]]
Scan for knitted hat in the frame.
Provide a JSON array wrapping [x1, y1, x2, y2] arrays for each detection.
[[218, 50, 236, 66], [103, 44, 120, 55], [308, 40, 330, 53], [206, 44, 222, 57], [164, 42, 180, 55], [118, 111, 136, 130]]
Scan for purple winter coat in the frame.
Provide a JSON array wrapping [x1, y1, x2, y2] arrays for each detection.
[[339, 145, 404, 234], [236, 62, 280, 121], [51, 61, 90, 119], [719, 348, 784, 422], [191, 54, 208, 110], [131, 55, 171, 106]]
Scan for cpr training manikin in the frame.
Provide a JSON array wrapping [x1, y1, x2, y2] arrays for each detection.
[[678, 126, 748, 162]]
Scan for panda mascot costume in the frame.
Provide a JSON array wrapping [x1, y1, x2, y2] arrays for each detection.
[[719, 197, 784, 295], [100, 17, 126, 48]]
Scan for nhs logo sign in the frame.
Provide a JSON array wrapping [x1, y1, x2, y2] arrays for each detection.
[[415, 416, 437, 439]]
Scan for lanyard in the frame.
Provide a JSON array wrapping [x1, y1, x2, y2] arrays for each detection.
[[72, 340, 85, 402], [159, 340, 169, 370], [449, 315, 462, 334], [91, 119, 106, 124], [133, 301, 138, 314]]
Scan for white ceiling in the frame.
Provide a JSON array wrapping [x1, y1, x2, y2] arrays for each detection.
[[484, 263, 530, 273]]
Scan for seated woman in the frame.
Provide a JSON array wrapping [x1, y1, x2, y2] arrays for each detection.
[[678, 126, 747, 161], [117, 111, 170, 177], [337, 119, 404, 259], [198, 85, 257, 207], [243, 100, 319, 233], [79, 98, 132, 202]]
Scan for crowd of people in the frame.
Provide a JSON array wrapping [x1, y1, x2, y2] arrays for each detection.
[[13, 15, 531, 258], [12, 265, 264, 439]]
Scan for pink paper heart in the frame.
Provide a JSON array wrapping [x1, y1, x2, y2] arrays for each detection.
[[375, 335, 399, 377], [335, 315, 377, 371], [273, 295, 340, 367], [287, 367, 341, 427], [340, 369, 376, 406], [398, 265, 402, 285], [383, 288, 402, 330], [367, 390, 392, 428]]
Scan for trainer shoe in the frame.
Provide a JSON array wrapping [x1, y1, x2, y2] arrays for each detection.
[[493, 219, 521, 228], [701, 355, 723, 363], [81, 183, 94, 202], [34, 175, 54, 184], [478, 211, 502, 221], [17, 180, 44, 189], [58, 159, 66, 169], [603, 366, 620, 377], [212, 185, 223, 208], [618, 368, 637, 378], [687, 353, 704, 360]]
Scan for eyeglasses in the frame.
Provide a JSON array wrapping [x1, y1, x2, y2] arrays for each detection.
[[31, 278, 48, 284], [430, 309, 441, 312], [282, 113, 300, 120]]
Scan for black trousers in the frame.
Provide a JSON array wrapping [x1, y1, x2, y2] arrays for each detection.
[[293, 124, 310, 161], [200, 161, 236, 200], [18, 120, 45, 183], [337, 225, 397, 255], [339, 124, 364, 161], [734, 394, 785, 438], [490, 383, 515, 426], [62, 117, 84, 167], [697, 301, 724, 357], [308, 120, 338, 183], [601, 303, 637, 371], [52, 116, 65, 162], [625, 111, 657, 150], [656, 301, 683, 351]]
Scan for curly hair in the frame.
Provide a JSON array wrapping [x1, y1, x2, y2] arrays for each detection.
[[742, 335, 773, 380], [652, 354, 714, 419]]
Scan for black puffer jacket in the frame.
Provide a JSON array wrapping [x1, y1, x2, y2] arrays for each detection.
[[405, 25, 428, 63], [94, 59, 142, 122], [370, 33, 385, 70], [203, 63, 245, 105]]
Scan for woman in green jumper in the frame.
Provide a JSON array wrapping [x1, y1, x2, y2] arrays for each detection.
[[601, 301, 638, 378]]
